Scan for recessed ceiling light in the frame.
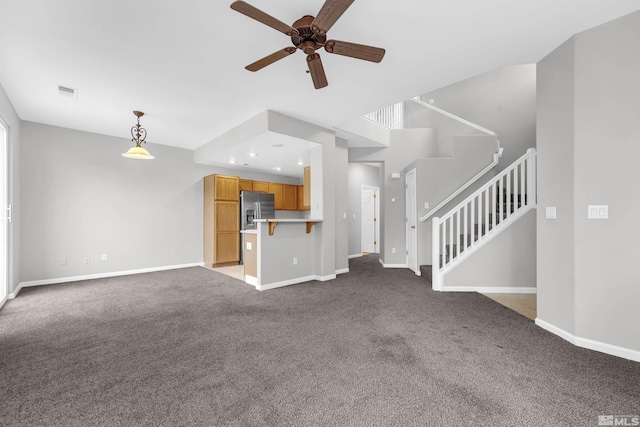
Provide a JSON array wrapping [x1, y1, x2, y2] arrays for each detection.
[[249, 152, 257, 157], [229, 159, 237, 164], [297, 161, 304, 166], [272, 144, 284, 148], [273, 167, 282, 171]]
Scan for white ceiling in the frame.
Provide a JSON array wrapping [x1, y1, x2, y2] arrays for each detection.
[[1, 0, 639, 171]]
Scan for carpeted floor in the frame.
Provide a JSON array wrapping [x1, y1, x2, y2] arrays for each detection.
[[1, 254, 638, 426]]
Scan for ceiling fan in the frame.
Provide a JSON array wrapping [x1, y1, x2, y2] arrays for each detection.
[[230, 0, 385, 89]]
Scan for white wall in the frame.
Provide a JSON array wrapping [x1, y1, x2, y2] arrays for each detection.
[[537, 10, 640, 356], [0, 84, 21, 294]]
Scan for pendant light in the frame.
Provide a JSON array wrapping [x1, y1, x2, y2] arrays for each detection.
[[122, 110, 155, 159]]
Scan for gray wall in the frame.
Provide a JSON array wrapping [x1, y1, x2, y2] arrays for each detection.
[[445, 210, 536, 288], [19, 122, 306, 283], [0, 84, 21, 294], [334, 139, 349, 272], [421, 64, 537, 172], [347, 163, 381, 257], [349, 129, 437, 265], [20, 122, 215, 282], [537, 10, 640, 352], [414, 135, 497, 267], [536, 38, 576, 333]]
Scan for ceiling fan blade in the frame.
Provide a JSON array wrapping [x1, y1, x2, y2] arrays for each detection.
[[230, 1, 299, 37], [245, 47, 297, 72], [311, 0, 355, 36], [306, 53, 328, 89], [324, 40, 385, 63]]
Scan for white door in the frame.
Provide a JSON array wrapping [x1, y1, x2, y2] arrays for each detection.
[[374, 187, 380, 254], [0, 119, 7, 304], [361, 186, 376, 253], [405, 169, 418, 273]]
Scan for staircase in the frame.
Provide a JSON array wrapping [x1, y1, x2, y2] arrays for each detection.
[[422, 148, 537, 290]]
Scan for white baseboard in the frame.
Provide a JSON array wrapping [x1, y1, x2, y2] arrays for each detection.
[[257, 273, 337, 291], [0, 295, 7, 310], [335, 268, 349, 275], [535, 318, 640, 363], [443, 286, 537, 294], [245, 275, 257, 287], [10, 262, 205, 299], [348, 254, 363, 259], [378, 259, 408, 269]]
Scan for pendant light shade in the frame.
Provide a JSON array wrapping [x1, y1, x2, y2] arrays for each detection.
[[122, 110, 155, 160]]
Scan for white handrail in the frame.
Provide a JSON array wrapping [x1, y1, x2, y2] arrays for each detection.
[[419, 146, 503, 222], [431, 148, 536, 291], [410, 97, 496, 136]]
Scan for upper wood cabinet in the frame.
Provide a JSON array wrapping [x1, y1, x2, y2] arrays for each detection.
[[297, 185, 309, 211], [239, 179, 253, 192], [214, 175, 239, 201], [283, 184, 298, 210], [252, 181, 269, 192], [268, 183, 284, 210]]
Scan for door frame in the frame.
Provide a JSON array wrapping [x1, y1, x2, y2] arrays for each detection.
[[361, 185, 380, 254], [405, 169, 418, 274]]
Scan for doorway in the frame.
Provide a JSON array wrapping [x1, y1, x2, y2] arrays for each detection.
[[405, 169, 418, 274], [361, 185, 380, 254], [0, 118, 8, 306]]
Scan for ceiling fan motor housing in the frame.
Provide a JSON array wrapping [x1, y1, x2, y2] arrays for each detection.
[[291, 15, 326, 54]]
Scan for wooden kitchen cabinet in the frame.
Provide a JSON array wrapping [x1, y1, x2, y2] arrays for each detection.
[[297, 185, 309, 211], [204, 174, 240, 267], [239, 179, 253, 192], [303, 166, 311, 207], [214, 175, 239, 201], [283, 184, 298, 210], [252, 181, 269, 192], [269, 182, 284, 210]]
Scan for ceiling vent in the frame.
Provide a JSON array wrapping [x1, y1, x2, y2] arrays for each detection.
[[57, 85, 77, 98]]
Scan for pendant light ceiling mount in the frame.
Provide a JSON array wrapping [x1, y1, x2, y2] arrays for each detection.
[[122, 110, 155, 160]]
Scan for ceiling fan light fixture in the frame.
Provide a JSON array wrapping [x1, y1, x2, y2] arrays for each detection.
[[122, 110, 154, 160]]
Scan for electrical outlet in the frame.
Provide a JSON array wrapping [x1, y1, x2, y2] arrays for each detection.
[[60, 257, 67, 265], [424, 202, 429, 209], [101, 254, 108, 261], [84, 257, 90, 264], [392, 248, 396, 254], [293, 257, 298, 265]]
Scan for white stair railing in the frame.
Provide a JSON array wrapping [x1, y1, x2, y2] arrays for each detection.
[[362, 102, 404, 129], [431, 148, 536, 291]]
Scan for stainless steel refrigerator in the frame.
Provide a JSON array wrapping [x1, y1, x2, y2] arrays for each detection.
[[240, 191, 276, 230]]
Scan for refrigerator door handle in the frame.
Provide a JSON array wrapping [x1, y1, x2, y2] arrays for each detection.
[[256, 202, 261, 219]]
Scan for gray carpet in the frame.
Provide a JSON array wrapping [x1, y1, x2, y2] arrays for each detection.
[[1, 254, 638, 426]]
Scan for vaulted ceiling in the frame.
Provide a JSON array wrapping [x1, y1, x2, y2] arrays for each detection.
[[1, 0, 638, 152]]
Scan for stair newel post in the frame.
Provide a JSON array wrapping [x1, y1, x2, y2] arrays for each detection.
[[432, 217, 442, 291], [527, 148, 537, 207]]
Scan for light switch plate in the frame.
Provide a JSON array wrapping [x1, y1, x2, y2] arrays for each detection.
[[588, 205, 608, 219], [546, 207, 557, 219], [246, 242, 252, 250]]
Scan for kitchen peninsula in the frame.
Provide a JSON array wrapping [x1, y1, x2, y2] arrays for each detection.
[[242, 218, 323, 291]]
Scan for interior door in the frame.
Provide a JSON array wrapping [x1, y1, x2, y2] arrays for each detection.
[[361, 186, 375, 254], [405, 169, 418, 273]]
